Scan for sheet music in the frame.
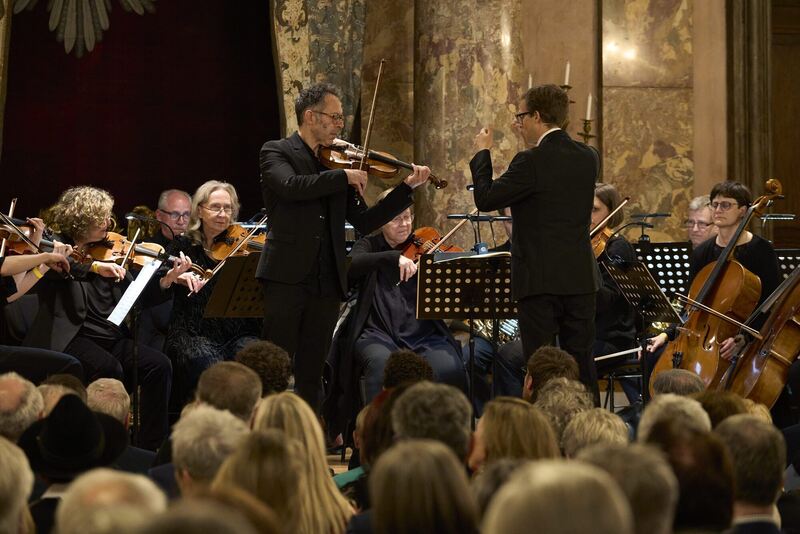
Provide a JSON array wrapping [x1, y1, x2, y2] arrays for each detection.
[[107, 260, 162, 326]]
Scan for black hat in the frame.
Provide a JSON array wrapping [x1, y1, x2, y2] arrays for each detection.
[[18, 394, 129, 481]]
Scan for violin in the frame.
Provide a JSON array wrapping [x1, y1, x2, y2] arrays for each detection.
[[206, 224, 266, 262], [400, 227, 463, 261], [319, 140, 447, 190], [589, 197, 630, 259], [649, 179, 784, 393]]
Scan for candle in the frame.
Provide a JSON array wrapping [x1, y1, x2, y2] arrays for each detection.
[[528, 73, 532, 89], [585, 93, 593, 120], [564, 61, 570, 86]]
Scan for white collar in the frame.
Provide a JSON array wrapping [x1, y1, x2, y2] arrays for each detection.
[[536, 127, 561, 147]]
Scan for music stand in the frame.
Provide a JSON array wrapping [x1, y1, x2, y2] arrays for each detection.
[[603, 259, 683, 403], [204, 253, 264, 318], [633, 241, 692, 297], [417, 253, 516, 420]]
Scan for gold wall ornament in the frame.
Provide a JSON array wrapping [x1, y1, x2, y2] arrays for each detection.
[[12, 0, 156, 57]]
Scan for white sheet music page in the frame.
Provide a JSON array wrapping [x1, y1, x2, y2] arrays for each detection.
[[107, 260, 162, 326]]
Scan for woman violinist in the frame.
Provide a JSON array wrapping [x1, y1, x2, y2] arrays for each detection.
[[343, 195, 467, 403], [647, 182, 780, 368], [22, 186, 193, 449], [163, 180, 262, 408]]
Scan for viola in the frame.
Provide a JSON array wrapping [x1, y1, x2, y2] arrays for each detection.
[[649, 179, 784, 393], [400, 227, 463, 261], [319, 140, 447, 190], [206, 224, 266, 262]]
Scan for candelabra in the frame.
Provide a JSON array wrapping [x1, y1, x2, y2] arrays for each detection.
[[577, 119, 595, 144]]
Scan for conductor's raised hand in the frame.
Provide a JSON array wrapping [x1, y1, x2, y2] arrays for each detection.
[[474, 127, 493, 152], [345, 169, 368, 198], [404, 164, 431, 189]]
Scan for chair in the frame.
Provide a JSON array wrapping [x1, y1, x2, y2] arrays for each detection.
[[596, 346, 643, 412]]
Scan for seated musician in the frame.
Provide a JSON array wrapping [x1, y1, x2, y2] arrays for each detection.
[[685, 194, 717, 249], [493, 183, 637, 398], [21, 186, 193, 449], [0, 229, 85, 383], [152, 189, 192, 247], [163, 180, 262, 409], [345, 197, 467, 403]]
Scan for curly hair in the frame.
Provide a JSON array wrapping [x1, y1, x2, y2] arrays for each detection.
[[235, 340, 292, 395], [44, 186, 114, 241], [186, 180, 241, 246], [383, 349, 433, 389]]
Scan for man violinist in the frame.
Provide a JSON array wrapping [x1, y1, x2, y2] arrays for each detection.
[[153, 189, 192, 246], [257, 82, 431, 413], [470, 84, 601, 401]]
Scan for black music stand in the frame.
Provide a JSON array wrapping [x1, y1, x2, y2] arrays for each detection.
[[204, 253, 264, 318], [417, 253, 516, 420], [603, 259, 683, 403], [633, 241, 692, 297]]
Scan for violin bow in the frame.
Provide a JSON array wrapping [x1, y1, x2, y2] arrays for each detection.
[[359, 58, 386, 174], [590, 197, 630, 238], [0, 210, 44, 253], [0, 198, 17, 257]]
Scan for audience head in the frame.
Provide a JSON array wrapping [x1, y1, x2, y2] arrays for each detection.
[[578, 443, 678, 534], [0, 437, 34, 534], [360, 383, 413, 467], [482, 460, 633, 534], [637, 393, 711, 442], [0, 372, 43, 442], [18, 394, 128, 483], [715, 414, 786, 508], [391, 381, 473, 461], [533, 377, 593, 442], [468, 396, 558, 472], [213, 429, 303, 529], [690, 389, 748, 428], [524, 345, 579, 402], [38, 384, 78, 416], [189, 486, 282, 534], [644, 419, 734, 531], [196, 361, 262, 422], [651, 368, 705, 396], [382, 349, 434, 389], [155, 189, 192, 239], [87, 378, 130, 428], [136, 499, 259, 534], [371, 439, 479, 534], [55, 468, 167, 534], [171, 404, 249, 495], [471, 458, 528, 520], [561, 407, 628, 457], [742, 398, 773, 423], [41, 373, 87, 403], [235, 340, 292, 395], [686, 194, 716, 247]]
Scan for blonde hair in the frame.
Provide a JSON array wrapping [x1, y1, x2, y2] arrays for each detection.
[[186, 180, 241, 245], [533, 377, 594, 442], [742, 398, 773, 424], [481, 397, 560, 464], [561, 407, 629, 457], [45, 186, 114, 241], [87, 378, 130, 426], [213, 429, 304, 530], [371, 439, 479, 534], [254, 393, 353, 533]]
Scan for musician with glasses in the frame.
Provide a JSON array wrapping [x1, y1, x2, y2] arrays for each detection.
[[153, 189, 192, 245], [163, 180, 262, 409], [256, 82, 430, 414], [684, 194, 717, 249]]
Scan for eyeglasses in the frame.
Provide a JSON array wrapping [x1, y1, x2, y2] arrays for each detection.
[[709, 201, 738, 212], [312, 110, 345, 123], [201, 204, 233, 215], [158, 209, 191, 221], [389, 213, 413, 225], [683, 219, 713, 229], [514, 111, 532, 123]]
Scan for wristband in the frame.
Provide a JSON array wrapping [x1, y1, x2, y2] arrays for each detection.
[[32, 266, 44, 279], [91, 262, 100, 274]]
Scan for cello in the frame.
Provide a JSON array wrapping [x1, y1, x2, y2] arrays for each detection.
[[649, 179, 783, 393]]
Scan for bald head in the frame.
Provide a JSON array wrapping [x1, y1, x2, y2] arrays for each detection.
[[0, 373, 43, 441]]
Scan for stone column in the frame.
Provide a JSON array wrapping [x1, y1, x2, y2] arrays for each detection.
[[413, 0, 525, 249]]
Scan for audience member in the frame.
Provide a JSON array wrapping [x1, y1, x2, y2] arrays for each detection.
[[0, 372, 43, 442], [471, 458, 528, 520], [742, 398, 773, 423], [577, 443, 679, 534], [41, 373, 87, 403], [0, 436, 34, 534], [523, 345, 580, 402], [370, 439, 479, 534], [637, 393, 711, 442], [382, 349, 434, 389], [561, 407, 628, 457], [533, 377, 593, 442], [235, 340, 292, 395], [715, 415, 786, 533], [135, 499, 259, 534], [191, 486, 283, 534], [690, 390, 748, 428], [468, 396, 558, 472], [196, 361, 263, 422], [38, 384, 77, 416], [651, 368, 706, 396], [482, 460, 633, 534], [55, 468, 167, 534], [171, 404, 249, 496], [255, 392, 353, 534], [391, 381, 472, 462]]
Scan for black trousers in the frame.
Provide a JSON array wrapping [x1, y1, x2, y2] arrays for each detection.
[[261, 280, 341, 413], [65, 335, 172, 450], [518, 292, 598, 403], [0, 345, 85, 384]]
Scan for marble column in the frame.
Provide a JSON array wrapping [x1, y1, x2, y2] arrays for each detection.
[[602, 0, 694, 242], [271, 0, 366, 138], [413, 0, 525, 249], [0, 0, 12, 156]]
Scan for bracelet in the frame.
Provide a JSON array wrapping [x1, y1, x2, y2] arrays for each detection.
[[32, 266, 44, 279], [91, 262, 100, 274]]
